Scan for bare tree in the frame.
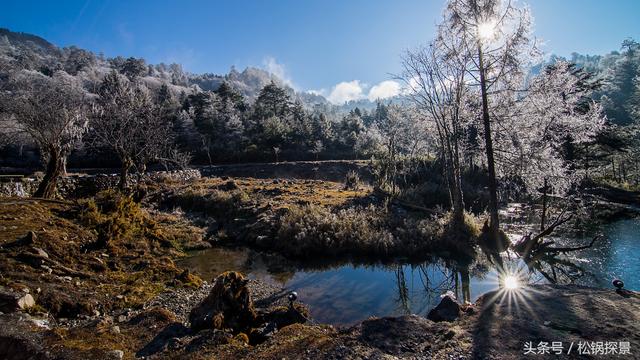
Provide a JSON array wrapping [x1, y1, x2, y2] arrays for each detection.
[[401, 41, 470, 225], [0, 70, 89, 198], [373, 104, 427, 196], [91, 71, 178, 190]]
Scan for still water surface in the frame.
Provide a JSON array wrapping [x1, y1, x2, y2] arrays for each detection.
[[180, 218, 639, 325]]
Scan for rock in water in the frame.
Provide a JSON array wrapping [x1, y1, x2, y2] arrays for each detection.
[[0, 287, 35, 312], [189, 271, 256, 332], [427, 295, 461, 322]]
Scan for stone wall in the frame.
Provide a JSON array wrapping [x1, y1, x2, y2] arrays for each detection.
[[200, 160, 373, 183], [0, 169, 201, 198], [0, 178, 39, 197]]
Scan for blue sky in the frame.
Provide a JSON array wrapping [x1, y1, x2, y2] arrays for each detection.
[[2, 0, 639, 102]]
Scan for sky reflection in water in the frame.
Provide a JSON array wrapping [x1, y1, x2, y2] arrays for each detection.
[[180, 218, 639, 325]]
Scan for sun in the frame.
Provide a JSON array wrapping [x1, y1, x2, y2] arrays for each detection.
[[503, 275, 519, 290], [477, 21, 496, 40]]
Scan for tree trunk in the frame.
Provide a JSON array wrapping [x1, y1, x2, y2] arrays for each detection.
[[451, 170, 465, 224], [61, 157, 68, 176], [540, 177, 550, 229], [459, 267, 471, 304], [478, 43, 500, 243], [119, 158, 132, 191], [34, 146, 64, 199], [451, 124, 465, 225]]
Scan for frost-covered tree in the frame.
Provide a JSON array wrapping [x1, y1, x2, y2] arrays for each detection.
[[63, 46, 96, 76], [606, 39, 640, 125], [336, 111, 366, 157], [91, 71, 176, 189], [311, 139, 324, 160], [289, 100, 314, 151], [438, 0, 539, 244], [0, 71, 89, 198], [110, 57, 147, 80], [252, 81, 291, 120], [402, 39, 470, 224], [186, 83, 247, 162], [372, 104, 425, 195], [203, 94, 246, 159], [498, 61, 605, 195]]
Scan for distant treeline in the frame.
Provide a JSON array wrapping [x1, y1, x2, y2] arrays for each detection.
[[0, 27, 638, 192]]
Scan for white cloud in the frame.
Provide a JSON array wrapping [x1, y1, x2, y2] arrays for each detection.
[[263, 56, 295, 89], [401, 76, 421, 96], [327, 80, 366, 104], [317, 79, 403, 104], [367, 80, 401, 101]]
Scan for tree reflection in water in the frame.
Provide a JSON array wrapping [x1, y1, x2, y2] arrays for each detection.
[[394, 266, 410, 314], [390, 241, 595, 316], [391, 258, 483, 315]]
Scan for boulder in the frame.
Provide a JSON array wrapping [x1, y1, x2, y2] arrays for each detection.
[[32, 247, 48, 259], [0, 288, 35, 313], [106, 350, 124, 360], [427, 295, 461, 322], [264, 303, 310, 329], [184, 329, 233, 353], [23, 231, 37, 245], [249, 321, 278, 344], [0, 313, 54, 360], [189, 271, 256, 332], [5, 231, 37, 248]]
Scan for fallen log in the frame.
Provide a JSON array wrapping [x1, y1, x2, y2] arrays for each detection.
[[513, 210, 573, 257], [545, 235, 601, 253]]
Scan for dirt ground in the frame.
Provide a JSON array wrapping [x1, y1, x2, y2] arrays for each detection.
[[1, 179, 639, 359]]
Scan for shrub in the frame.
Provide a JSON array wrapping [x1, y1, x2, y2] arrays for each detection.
[[80, 189, 146, 248], [400, 181, 450, 209], [435, 211, 481, 257], [79, 189, 191, 253], [168, 187, 250, 218], [276, 204, 396, 258], [344, 170, 361, 190]]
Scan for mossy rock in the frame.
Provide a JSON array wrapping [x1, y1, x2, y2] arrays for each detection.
[[189, 271, 256, 332], [175, 269, 203, 288]]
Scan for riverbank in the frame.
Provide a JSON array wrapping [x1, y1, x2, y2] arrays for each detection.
[[151, 176, 480, 261], [2, 277, 638, 359], [1, 174, 639, 359]]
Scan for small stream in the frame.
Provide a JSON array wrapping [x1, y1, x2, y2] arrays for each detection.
[[179, 218, 640, 326]]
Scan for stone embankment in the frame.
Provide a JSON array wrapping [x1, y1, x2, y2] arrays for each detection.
[[0, 169, 201, 198]]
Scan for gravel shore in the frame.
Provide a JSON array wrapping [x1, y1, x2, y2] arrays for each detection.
[[144, 276, 291, 324]]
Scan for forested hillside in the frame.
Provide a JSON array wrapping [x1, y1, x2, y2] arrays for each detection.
[[0, 28, 415, 170], [1, 28, 638, 192]]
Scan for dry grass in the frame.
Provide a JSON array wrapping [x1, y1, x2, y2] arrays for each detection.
[[158, 176, 481, 260], [0, 193, 203, 318], [276, 204, 397, 258], [166, 177, 370, 210]]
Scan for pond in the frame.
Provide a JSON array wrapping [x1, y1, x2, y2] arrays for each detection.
[[179, 218, 640, 326], [567, 218, 640, 290]]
